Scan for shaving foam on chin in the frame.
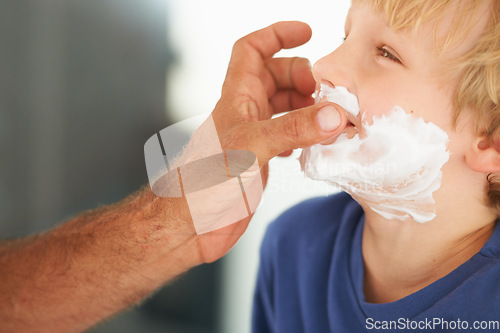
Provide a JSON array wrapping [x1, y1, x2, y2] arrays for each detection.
[[301, 87, 450, 223]]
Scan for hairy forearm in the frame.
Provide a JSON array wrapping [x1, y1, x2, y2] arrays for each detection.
[[0, 186, 201, 333]]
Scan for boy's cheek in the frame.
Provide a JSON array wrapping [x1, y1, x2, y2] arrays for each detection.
[[359, 84, 451, 131], [445, 114, 476, 157], [356, 90, 400, 121]]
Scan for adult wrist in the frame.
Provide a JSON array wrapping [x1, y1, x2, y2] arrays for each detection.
[[132, 187, 203, 271]]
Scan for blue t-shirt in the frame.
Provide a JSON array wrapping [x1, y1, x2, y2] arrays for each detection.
[[252, 192, 500, 333]]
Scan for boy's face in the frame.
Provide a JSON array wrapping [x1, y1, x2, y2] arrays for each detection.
[[314, 1, 487, 134], [312, 1, 492, 217]]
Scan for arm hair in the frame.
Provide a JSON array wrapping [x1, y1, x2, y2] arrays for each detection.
[[0, 186, 201, 333]]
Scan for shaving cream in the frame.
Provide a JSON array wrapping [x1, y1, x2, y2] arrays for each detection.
[[317, 84, 360, 117], [301, 86, 450, 223]]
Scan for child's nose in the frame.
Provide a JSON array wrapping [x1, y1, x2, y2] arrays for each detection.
[[312, 44, 357, 94]]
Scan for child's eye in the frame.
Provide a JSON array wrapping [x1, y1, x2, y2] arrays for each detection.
[[377, 46, 401, 64]]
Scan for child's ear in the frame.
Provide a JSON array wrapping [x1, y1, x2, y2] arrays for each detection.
[[465, 136, 500, 173]]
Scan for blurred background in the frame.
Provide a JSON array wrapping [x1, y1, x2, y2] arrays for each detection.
[[0, 0, 349, 332]]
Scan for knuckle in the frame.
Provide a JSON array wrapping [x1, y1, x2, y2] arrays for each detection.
[[282, 112, 303, 141], [233, 36, 250, 52], [233, 37, 244, 50]]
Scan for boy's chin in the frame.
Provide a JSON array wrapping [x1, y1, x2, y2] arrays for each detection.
[[348, 191, 436, 224]]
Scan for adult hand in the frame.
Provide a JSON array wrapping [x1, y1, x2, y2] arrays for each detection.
[[191, 21, 348, 263], [0, 21, 348, 333], [213, 21, 347, 162]]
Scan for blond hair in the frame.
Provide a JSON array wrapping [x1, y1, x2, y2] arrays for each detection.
[[353, 0, 500, 213]]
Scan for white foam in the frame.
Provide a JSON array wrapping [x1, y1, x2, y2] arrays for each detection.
[[317, 84, 360, 117], [301, 88, 450, 223]]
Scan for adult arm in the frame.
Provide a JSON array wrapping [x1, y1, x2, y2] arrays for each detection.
[[0, 21, 346, 332]]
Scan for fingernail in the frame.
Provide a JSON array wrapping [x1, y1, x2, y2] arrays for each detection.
[[317, 105, 341, 132]]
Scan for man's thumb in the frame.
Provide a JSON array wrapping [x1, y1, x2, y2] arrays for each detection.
[[258, 102, 347, 161]]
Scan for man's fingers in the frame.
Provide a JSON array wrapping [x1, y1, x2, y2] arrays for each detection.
[[269, 90, 314, 115], [238, 21, 311, 59], [263, 57, 315, 97], [255, 102, 348, 161], [220, 22, 313, 123], [228, 21, 312, 76]]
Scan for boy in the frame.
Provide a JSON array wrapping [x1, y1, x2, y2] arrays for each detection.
[[253, 0, 500, 332]]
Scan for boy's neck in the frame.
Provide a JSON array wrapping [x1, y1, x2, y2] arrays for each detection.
[[361, 206, 496, 304]]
